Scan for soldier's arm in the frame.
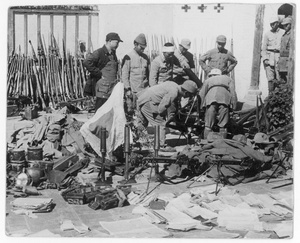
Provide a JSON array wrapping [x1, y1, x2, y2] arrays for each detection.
[[158, 88, 178, 114], [261, 33, 269, 63], [149, 58, 160, 86], [227, 52, 238, 74], [83, 49, 102, 79], [229, 78, 237, 110], [199, 52, 211, 74], [121, 55, 131, 90]]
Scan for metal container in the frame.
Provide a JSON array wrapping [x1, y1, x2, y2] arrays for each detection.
[[27, 146, 43, 162], [10, 149, 26, 163], [10, 162, 25, 173]]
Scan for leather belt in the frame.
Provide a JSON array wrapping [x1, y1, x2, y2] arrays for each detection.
[[267, 49, 280, 53], [208, 84, 229, 92]]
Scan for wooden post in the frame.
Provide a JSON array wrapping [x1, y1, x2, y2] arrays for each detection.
[[24, 14, 28, 55], [7, 8, 15, 56], [63, 14, 67, 50], [50, 14, 54, 36], [88, 14, 92, 54], [250, 4, 265, 89], [287, 5, 295, 85], [37, 14, 41, 48], [75, 14, 79, 55]]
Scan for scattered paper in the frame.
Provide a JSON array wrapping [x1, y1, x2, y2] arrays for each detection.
[[7, 229, 30, 237], [241, 193, 264, 208], [132, 205, 167, 224], [166, 193, 194, 212], [219, 194, 244, 207], [60, 219, 90, 234], [10, 198, 54, 213], [60, 219, 75, 231], [29, 229, 61, 237], [273, 221, 293, 238], [244, 231, 271, 238], [217, 205, 263, 231], [201, 200, 227, 212], [99, 217, 170, 238], [163, 205, 211, 231], [183, 205, 218, 220], [190, 228, 240, 238]]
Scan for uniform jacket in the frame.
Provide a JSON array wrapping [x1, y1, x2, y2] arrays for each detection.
[[199, 75, 237, 109], [83, 45, 118, 98], [261, 28, 284, 66], [278, 29, 291, 72], [137, 81, 180, 114], [174, 49, 195, 69], [149, 54, 184, 86], [199, 48, 237, 75], [121, 49, 150, 93]]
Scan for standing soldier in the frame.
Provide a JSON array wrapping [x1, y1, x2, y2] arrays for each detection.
[[174, 38, 195, 72], [121, 33, 150, 108], [278, 16, 292, 83], [83, 32, 123, 111], [149, 43, 185, 86], [261, 16, 284, 93], [199, 35, 237, 79]]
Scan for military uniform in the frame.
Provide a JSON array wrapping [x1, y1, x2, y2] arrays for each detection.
[[261, 20, 284, 92], [149, 54, 184, 86], [278, 29, 291, 79], [199, 35, 237, 79], [277, 17, 292, 83], [137, 81, 180, 145], [83, 33, 122, 111], [199, 48, 237, 77], [199, 72, 237, 137]]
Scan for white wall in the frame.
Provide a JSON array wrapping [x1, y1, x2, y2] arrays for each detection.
[[12, 3, 287, 102]]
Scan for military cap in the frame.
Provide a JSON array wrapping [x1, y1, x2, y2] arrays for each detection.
[[106, 32, 123, 42], [181, 80, 198, 94], [134, 33, 147, 47], [216, 35, 227, 43]]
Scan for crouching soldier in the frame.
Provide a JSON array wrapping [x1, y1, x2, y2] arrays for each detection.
[[199, 68, 237, 139], [136, 80, 198, 149]]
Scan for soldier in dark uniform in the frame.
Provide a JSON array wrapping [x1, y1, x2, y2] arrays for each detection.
[[83, 32, 123, 111], [199, 35, 237, 79], [277, 17, 292, 83]]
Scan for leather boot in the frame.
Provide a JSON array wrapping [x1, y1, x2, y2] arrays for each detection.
[[219, 128, 227, 139], [203, 127, 212, 139]]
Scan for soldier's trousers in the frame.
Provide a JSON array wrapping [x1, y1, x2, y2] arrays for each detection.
[[137, 101, 167, 146], [205, 103, 229, 129]]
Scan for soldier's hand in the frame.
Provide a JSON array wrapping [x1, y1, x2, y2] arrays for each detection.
[[222, 69, 229, 75]]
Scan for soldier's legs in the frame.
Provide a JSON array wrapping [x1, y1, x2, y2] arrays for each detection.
[[140, 102, 166, 146], [217, 104, 229, 128], [265, 65, 276, 92], [204, 104, 217, 139]]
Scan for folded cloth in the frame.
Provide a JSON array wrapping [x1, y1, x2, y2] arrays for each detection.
[[10, 198, 54, 213]]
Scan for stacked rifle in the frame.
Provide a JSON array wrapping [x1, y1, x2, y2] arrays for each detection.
[[7, 34, 88, 110]]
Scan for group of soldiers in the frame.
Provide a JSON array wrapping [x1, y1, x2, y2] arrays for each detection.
[[82, 14, 292, 146], [261, 16, 293, 92]]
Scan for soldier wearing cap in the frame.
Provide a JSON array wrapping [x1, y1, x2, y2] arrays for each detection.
[[199, 35, 237, 79], [137, 80, 198, 147], [261, 16, 284, 92], [83, 32, 123, 111], [174, 39, 195, 72], [149, 42, 185, 86], [278, 16, 292, 83], [199, 68, 237, 139], [121, 33, 150, 108]]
